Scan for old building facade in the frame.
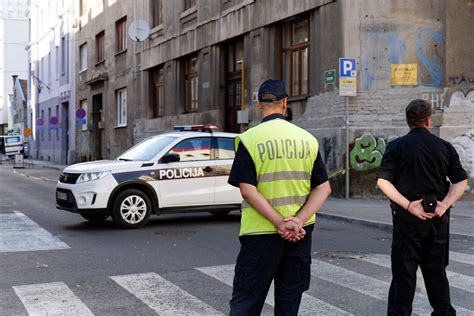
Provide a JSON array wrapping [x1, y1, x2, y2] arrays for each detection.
[[74, 0, 136, 161], [73, 0, 473, 197], [11, 75, 27, 137], [0, 0, 29, 135], [28, 0, 76, 164]]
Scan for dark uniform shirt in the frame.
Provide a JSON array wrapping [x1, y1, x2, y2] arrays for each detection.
[[228, 114, 328, 188], [377, 128, 467, 202]]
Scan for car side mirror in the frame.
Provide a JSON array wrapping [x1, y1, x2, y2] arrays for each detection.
[[160, 152, 180, 163]]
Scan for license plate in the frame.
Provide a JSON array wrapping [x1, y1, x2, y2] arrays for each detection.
[[57, 192, 68, 201]]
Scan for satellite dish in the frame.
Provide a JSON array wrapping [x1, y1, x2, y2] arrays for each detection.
[[128, 20, 151, 42]]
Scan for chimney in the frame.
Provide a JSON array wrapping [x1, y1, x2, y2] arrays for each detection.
[[12, 75, 18, 98]]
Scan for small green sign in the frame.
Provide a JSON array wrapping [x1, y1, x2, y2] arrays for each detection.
[[324, 69, 336, 85]]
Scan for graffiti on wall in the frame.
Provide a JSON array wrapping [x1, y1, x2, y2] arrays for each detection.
[[422, 92, 445, 110], [362, 26, 444, 90], [448, 89, 474, 107], [323, 136, 338, 172], [362, 31, 406, 90], [415, 28, 444, 87], [350, 133, 387, 171], [448, 75, 474, 86], [451, 129, 474, 178]]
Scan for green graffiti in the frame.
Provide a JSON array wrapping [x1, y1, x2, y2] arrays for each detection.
[[350, 133, 386, 171]]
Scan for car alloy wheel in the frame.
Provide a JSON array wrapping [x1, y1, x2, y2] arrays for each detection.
[[112, 189, 151, 229], [120, 195, 147, 225]]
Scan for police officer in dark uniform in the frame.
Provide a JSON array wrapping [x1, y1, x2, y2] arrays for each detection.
[[376, 99, 468, 315], [228, 79, 331, 315]]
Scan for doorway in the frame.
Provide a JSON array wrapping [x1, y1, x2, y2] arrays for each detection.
[[61, 102, 69, 164], [224, 38, 244, 133], [91, 94, 104, 160]]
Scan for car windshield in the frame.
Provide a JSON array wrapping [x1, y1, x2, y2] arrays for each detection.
[[117, 136, 177, 161], [5, 136, 21, 144]]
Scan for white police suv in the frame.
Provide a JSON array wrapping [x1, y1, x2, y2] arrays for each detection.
[[56, 125, 242, 228]]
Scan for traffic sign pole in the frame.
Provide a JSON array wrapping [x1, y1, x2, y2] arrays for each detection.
[[338, 58, 357, 200], [345, 96, 349, 199]]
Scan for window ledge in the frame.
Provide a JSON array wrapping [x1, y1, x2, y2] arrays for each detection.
[[150, 24, 163, 34], [114, 124, 127, 129], [180, 6, 197, 19], [115, 49, 127, 57], [95, 60, 105, 67], [79, 68, 87, 74]]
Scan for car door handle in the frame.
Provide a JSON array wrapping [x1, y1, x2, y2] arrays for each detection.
[[203, 166, 213, 172]]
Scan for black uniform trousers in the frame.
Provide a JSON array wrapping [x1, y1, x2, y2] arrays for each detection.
[[388, 208, 455, 316], [230, 225, 313, 316]]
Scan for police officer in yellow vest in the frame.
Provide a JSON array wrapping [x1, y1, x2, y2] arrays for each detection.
[[228, 79, 332, 315]]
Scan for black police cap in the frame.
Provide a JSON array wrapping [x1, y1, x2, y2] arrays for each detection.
[[406, 99, 433, 119], [258, 79, 289, 102]]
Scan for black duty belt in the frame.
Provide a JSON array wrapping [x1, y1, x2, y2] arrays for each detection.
[[390, 202, 450, 223]]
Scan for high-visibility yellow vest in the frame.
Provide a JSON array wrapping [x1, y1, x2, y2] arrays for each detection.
[[235, 118, 319, 236]]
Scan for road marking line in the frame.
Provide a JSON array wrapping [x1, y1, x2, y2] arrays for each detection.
[[0, 197, 15, 207], [197, 265, 352, 315], [311, 259, 473, 315], [449, 251, 474, 266], [12, 169, 57, 182], [0, 211, 69, 252], [111, 272, 222, 315], [13, 282, 93, 316], [352, 254, 474, 294]]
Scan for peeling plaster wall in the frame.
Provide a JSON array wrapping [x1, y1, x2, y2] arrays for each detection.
[[297, 0, 474, 198]]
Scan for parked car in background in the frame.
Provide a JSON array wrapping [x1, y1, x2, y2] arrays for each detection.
[[0, 135, 24, 159]]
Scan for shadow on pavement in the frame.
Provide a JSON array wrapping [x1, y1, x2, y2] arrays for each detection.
[[61, 212, 241, 232]]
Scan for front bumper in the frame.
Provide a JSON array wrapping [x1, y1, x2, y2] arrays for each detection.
[[56, 189, 107, 216], [56, 175, 118, 212], [56, 188, 79, 212]]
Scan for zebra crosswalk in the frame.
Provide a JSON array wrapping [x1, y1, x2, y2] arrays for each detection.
[[6, 251, 474, 315]]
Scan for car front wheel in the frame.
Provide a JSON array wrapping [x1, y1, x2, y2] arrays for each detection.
[[111, 189, 151, 229]]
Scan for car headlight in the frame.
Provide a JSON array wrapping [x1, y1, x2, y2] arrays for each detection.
[[77, 171, 111, 183]]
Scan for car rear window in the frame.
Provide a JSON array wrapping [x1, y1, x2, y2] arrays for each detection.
[[170, 137, 211, 162], [216, 137, 235, 160]]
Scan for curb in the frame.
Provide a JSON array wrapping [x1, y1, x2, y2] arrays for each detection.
[[41, 165, 64, 171], [24, 161, 65, 171], [317, 212, 474, 242]]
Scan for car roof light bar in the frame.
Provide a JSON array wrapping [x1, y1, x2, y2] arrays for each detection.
[[173, 125, 218, 132]]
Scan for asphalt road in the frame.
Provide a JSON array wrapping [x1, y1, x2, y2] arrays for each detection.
[[0, 164, 473, 315]]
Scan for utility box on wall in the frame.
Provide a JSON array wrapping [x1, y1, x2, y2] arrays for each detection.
[[237, 110, 249, 124]]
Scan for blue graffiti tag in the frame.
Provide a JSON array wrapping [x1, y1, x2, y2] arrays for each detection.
[[415, 27, 445, 87], [362, 32, 407, 90]]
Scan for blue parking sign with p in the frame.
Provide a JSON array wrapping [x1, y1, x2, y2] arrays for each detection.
[[339, 58, 357, 77]]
